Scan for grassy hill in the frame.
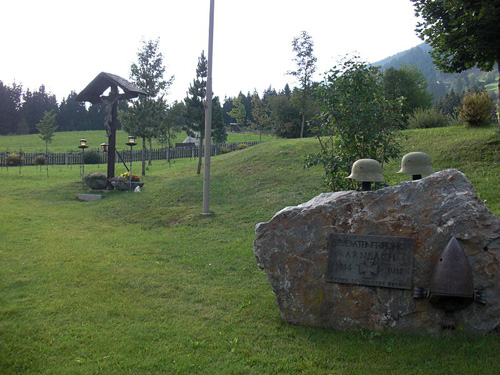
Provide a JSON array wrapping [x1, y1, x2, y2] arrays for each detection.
[[1, 125, 500, 374]]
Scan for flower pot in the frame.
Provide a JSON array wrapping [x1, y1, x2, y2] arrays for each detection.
[[111, 180, 144, 191], [85, 179, 108, 190]]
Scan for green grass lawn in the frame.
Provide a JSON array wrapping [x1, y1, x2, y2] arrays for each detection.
[[0, 130, 274, 153], [1, 125, 500, 374]]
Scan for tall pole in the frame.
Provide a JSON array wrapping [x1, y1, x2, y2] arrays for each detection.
[[107, 85, 118, 187], [203, 0, 215, 215]]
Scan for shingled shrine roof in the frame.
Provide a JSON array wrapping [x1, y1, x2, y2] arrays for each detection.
[[75, 72, 147, 104]]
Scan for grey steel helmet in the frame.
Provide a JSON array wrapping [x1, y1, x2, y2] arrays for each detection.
[[398, 152, 434, 176], [347, 159, 386, 182]]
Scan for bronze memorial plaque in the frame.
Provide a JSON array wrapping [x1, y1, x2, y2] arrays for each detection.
[[326, 233, 415, 290]]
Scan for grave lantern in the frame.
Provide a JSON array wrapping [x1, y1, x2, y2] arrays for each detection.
[[79, 139, 88, 149], [346, 158, 385, 191], [78, 139, 89, 184], [126, 135, 137, 146], [126, 136, 137, 188]]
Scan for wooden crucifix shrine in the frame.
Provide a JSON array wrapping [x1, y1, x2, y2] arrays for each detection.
[[75, 72, 146, 187]]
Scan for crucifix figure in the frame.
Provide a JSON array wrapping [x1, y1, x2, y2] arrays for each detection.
[[102, 91, 121, 137], [75, 72, 146, 187]]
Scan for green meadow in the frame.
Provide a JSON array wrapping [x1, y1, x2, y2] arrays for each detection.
[[0, 130, 274, 153], [1, 125, 500, 374]]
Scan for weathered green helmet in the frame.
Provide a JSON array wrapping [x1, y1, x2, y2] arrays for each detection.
[[346, 159, 386, 182], [398, 152, 434, 176]]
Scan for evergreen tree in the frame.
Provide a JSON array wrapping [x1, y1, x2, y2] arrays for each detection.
[[222, 96, 235, 126], [20, 85, 58, 134], [120, 38, 174, 175], [435, 89, 463, 117], [241, 91, 253, 126], [211, 96, 227, 144], [267, 91, 301, 138], [184, 51, 208, 175], [57, 91, 89, 131], [0, 81, 22, 135]]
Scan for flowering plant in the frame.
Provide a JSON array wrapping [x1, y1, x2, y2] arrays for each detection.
[[120, 172, 140, 182]]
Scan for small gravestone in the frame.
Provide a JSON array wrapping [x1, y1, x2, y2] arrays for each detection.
[[76, 194, 102, 202], [254, 169, 500, 334]]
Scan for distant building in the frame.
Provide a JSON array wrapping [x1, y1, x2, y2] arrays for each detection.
[[175, 135, 200, 148], [230, 123, 241, 132]]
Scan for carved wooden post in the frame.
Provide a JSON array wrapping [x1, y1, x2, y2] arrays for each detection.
[[107, 85, 118, 184]]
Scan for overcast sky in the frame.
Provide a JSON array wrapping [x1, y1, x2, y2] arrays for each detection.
[[1, 0, 423, 103]]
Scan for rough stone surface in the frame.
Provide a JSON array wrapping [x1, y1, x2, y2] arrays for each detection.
[[254, 169, 500, 334], [76, 194, 103, 202]]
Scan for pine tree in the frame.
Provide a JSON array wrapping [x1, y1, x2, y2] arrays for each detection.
[[119, 38, 174, 175], [184, 51, 208, 175]]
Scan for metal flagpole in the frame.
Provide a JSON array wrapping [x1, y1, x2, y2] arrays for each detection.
[[203, 0, 215, 215]]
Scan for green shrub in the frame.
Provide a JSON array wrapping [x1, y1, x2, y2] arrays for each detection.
[[459, 91, 496, 127], [447, 113, 466, 127], [5, 153, 23, 166], [83, 150, 101, 164], [236, 143, 248, 150], [34, 155, 46, 165], [407, 108, 449, 129], [219, 146, 231, 154]]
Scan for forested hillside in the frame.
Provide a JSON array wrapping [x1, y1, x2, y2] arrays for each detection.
[[374, 43, 499, 100], [2, 42, 497, 138]]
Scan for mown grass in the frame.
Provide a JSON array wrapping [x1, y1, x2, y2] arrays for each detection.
[[1, 125, 500, 374], [0, 130, 275, 153]]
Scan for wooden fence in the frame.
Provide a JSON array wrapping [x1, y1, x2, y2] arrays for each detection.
[[0, 141, 263, 167]]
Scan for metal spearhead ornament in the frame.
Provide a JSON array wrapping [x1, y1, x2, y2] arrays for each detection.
[[413, 237, 486, 329]]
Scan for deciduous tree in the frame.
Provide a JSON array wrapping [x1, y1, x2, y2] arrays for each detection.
[[288, 31, 317, 138], [306, 57, 403, 191], [382, 65, 433, 125], [36, 110, 57, 177], [228, 95, 246, 128], [250, 91, 271, 141], [412, 0, 500, 121]]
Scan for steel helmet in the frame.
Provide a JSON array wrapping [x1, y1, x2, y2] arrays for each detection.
[[347, 159, 386, 182], [398, 152, 434, 176]]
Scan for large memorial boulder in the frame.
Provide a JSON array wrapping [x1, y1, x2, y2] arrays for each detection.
[[254, 169, 500, 334]]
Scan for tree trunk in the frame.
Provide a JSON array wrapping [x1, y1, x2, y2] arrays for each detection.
[[142, 136, 146, 176], [497, 61, 500, 124], [45, 141, 49, 178], [197, 138, 203, 175], [300, 110, 305, 138], [148, 137, 153, 166]]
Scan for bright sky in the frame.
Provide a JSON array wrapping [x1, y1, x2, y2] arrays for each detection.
[[1, 0, 422, 104]]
